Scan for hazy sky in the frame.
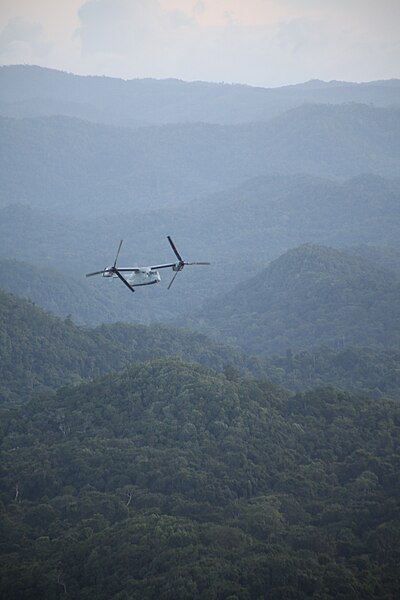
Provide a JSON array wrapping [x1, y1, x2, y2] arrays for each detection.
[[0, 0, 399, 86]]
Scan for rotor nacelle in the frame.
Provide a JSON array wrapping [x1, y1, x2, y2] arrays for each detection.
[[86, 237, 209, 293]]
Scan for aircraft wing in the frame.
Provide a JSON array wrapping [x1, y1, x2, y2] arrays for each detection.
[[149, 262, 176, 270]]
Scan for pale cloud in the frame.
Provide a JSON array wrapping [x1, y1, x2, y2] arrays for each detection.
[[159, 0, 291, 28], [0, 0, 82, 71], [0, 17, 47, 59], [0, 0, 398, 85]]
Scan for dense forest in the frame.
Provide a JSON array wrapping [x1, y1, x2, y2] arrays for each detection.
[[1, 66, 400, 598], [189, 245, 400, 355], [2, 288, 400, 405], [0, 289, 247, 403], [1, 359, 399, 598]]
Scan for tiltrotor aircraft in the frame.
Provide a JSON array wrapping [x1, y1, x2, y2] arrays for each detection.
[[86, 236, 210, 293]]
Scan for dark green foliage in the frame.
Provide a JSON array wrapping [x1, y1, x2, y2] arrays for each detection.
[[0, 358, 399, 598], [0, 289, 249, 404], [1, 65, 400, 599], [2, 287, 400, 404], [259, 346, 400, 399], [190, 244, 400, 355]]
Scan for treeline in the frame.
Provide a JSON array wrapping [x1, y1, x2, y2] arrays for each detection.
[[253, 346, 400, 399], [2, 288, 400, 405], [189, 244, 400, 355], [0, 289, 243, 403], [1, 358, 399, 598]]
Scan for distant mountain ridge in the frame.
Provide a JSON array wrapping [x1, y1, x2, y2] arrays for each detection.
[[2, 65, 400, 600], [1, 103, 399, 216], [1, 173, 399, 327], [0, 65, 399, 126]]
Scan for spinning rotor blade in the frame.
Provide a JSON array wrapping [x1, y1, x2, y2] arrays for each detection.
[[167, 236, 183, 263], [86, 240, 123, 278], [86, 269, 110, 277], [185, 262, 211, 266], [114, 240, 123, 268], [114, 269, 135, 292], [167, 270, 180, 290]]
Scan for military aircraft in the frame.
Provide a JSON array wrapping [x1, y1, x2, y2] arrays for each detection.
[[86, 236, 210, 292]]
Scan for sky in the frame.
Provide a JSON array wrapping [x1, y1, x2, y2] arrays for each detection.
[[0, 0, 399, 87]]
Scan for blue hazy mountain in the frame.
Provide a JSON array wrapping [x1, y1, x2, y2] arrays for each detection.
[[1, 173, 399, 326], [1, 103, 399, 216], [186, 244, 400, 355], [1, 65, 399, 126]]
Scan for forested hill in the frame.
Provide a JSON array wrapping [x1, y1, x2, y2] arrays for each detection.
[[0, 284, 400, 404], [1, 104, 399, 216], [0, 289, 248, 403], [188, 244, 400, 355], [2, 286, 400, 404], [2, 64, 400, 600], [1, 64, 399, 126], [1, 175, 399, 324], [1, 358, 399, 598]]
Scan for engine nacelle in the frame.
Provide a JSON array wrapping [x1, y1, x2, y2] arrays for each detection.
[[102, 267, 114, 278], [172, 262, 184, 272]]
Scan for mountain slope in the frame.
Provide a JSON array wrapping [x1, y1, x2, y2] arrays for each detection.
[[0, 288, 257, 403], [2, 174, 399, 275], [0, 258, 176, 325], [1, 173, 399, 327], [1, 104, 399, 217], [0, 259, 128, 325], [1, 282, 400, 402], [1, 358, 399, 598], [1, 65, 399, 126], [187, 244, 400, 354]]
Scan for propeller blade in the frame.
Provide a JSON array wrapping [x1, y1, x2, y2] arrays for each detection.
[[113, 240, 123, 268], [167, 270, 180, 290], [86, 269, 110, 277], [167, 236, 183, 263], [185, 262, 211, 266], [114, 269, 135, 293]]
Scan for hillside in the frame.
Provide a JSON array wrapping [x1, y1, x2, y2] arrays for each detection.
[[0, 288, 251, 403], [347, 244, 400, 276], [1, 358, 399, 598], [0, 258, 171, 325], [2, 64, 400, 600], [187, 244, 400, 355], [263, 346, 400, 399], [3, 287, 338, 404], [1, 104, 400, 217], [157, 173, 400, 264], [1, 65, 399, 126], [1, 173, 399, 329], [0, 259, 126, 325], [2, 284, 400, 403]]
